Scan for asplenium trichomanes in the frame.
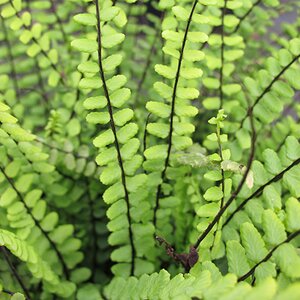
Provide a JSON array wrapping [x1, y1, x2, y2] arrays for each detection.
[[0, 0, 300, 299]]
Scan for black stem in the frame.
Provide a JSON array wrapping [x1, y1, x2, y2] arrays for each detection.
[[0, 247, 31, 300], [238, 229, 300, 281], [275, 131, 291, 152], [233, 0, 262, 33], [8, 0, 67, 86], [0, 166, 70, 279], [240, 54, 300, 128], [94, 0, 136, 276], [201, 0, 264, 51], [2, 289, 14, 296], [153, 0, 199, 227], [224, 156, 300, 226]]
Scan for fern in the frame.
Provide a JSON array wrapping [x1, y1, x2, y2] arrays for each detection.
[[72, 0, 155, 278], [1, 0, 300, 298]]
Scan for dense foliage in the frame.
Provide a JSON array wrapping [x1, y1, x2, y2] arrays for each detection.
[[0, 0, 300, 299]]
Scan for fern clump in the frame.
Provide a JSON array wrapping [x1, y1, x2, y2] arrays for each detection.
[[0, 0, 300, 299]]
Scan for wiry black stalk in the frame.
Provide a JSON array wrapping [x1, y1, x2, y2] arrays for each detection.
[[224, 156, 300, 226], [238, 229, 300, 281], [233, 0, 262, 33], [0, 247, 31, 300], [257, 104, 298, 153], [153, 0, 199, 227], [94, 0, 136, 276], [2, 288, 29, 300], [2, 289, 14, 296], [0, 166, 70, 279], [8, 0, 67, 85], [69, 0, 117, 121], [201, 0, 262, 51], [240, 54, 300, 127], [275, 131, 291, 152]]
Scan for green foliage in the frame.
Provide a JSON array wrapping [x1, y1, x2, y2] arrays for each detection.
[[0, 0, 300, 299]]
